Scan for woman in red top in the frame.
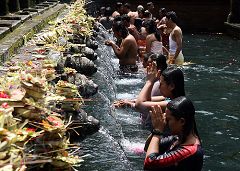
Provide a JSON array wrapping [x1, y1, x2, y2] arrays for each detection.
[[144, 96, 203, 171]]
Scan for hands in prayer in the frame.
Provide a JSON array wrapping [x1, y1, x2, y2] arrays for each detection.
[[146, 62, 161, 83], [150, 105, 166, 132]]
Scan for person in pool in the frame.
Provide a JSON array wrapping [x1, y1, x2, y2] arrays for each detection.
[[113, 53, 167, 109], [165, 11, 184, 65], [144, 96, 203, 171], [135, 66, 185, 128], [105, 21, 138, 73]]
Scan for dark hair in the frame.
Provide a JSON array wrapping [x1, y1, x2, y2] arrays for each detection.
[[143, 19, 156, 34], [161, 66, 185, 98], [147, 2, 153, 6], [166, 11, 178, 24], [167, 96, 201, 144], [153, 54, 167, 71], [143, 19, 161, 41], [116, 2, 123, 10], [143, 10, 151, 18], [112, 21, 129, 38], [159, 8, 166, 14], [122, 14, 130, 23], [124, 3, 131, 9], [105, 7, 112, 17]]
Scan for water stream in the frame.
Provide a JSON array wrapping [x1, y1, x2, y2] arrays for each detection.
[[79, 29, 240, 171]]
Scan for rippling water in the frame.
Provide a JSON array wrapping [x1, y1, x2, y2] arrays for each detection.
[[79, 33, 240, 171]]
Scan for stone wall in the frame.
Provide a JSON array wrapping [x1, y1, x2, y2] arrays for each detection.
[[89, 0, 230, 32]]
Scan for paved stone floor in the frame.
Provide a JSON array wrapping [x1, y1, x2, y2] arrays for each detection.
[[0, 2, 66, 64]]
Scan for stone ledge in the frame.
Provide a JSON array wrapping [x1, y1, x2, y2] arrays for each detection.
[[224, 22, 240, 39], [0, 4, 66, 64], [0, 27, 10, 40]]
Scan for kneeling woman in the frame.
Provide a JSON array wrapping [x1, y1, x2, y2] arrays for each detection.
[[144, 96, 203, 171]]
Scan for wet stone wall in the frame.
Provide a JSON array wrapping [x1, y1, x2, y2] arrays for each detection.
[[0, 0, 61, 16]]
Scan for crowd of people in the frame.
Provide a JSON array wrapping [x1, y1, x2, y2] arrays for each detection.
[[96, 1, 185, 70], [96, 2, 203, 170]]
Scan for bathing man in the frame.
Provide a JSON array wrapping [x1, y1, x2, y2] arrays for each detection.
[[105, 21, 138, 72], [165, 11, 184, 65]]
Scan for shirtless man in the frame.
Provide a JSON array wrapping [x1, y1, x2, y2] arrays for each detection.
[[165, 11, 184, 65], [146, 2, 154, 19], [105, 21, 138, 72]]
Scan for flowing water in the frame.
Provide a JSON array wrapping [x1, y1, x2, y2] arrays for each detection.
[[79, 30, 240, 171]]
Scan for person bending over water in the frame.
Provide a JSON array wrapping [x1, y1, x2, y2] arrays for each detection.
[[105, 21, 138, 73], [144, 96, 203, 171], [166, 11, 184, 65]]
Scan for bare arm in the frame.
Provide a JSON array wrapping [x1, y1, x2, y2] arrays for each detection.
[[135, 63, 168, 111], [106, 38, 130, 59], [151, 96, 166, 102], [145, 35, 152, 53]]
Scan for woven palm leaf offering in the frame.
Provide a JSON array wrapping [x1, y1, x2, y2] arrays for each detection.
[[15, 112, 83, 170], [0, 74, 26, 108], [55, 80, 83, 112], [0, 103, 25, 170], [40, 59, 57, 81], [20, 72, 47, 101]]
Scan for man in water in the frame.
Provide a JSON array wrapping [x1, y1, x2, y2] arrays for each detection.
[[165, 11, 184, 65], [105, 21, 138, 72]]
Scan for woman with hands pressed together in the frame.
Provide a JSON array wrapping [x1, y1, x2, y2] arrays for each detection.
[[135, 65, 185, 129], [144, 96, 203, 171]]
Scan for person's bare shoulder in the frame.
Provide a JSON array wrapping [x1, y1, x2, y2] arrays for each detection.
[[112, 11, 120, 17]]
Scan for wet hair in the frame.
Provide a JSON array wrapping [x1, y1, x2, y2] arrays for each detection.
[[166, 11, 178, 24], [105, 7, 112, 17], [116, 2, 123, 10], [137, 5, 144, 11], [143, 19, 161, 41], [112, 21, 129, 38], [124, 3, 131, 9], [167, 96, 201, 144], [122, 14, 130, 23], [147, 2, 153, 7], [159, 8, 166, 14], [161, 66, 185, 98], [151, 54, 167, 71], [159, 8, 167, 16], [143, 10, 151, 18], [100, 6, 106, 11]]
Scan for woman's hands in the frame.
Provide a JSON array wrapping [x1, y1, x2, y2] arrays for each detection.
[[113, 99, 135, 108], [146, 62, 161, 83], [150, 105, 166, 132], [105, 40, 114, 46]]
